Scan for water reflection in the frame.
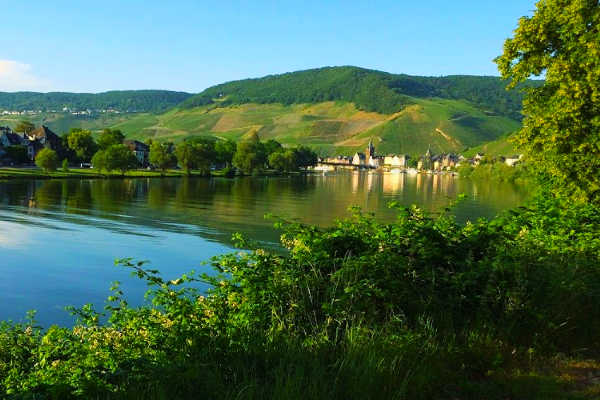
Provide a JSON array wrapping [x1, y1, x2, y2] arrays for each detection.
[[0, 173, 529, 245]]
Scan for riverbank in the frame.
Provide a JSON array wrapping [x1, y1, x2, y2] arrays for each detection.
[[0, 167, 301, 180]]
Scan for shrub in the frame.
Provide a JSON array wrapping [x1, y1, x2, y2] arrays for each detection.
[[35, 148, 59, 173]]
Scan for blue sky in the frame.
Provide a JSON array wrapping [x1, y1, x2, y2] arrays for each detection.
[[0, 1, 535, 93]]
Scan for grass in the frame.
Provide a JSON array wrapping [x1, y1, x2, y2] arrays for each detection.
[[0, 167, 300, 180], [0, 167, 201, 179]]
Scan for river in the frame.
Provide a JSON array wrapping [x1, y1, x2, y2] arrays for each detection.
[[0, 172, 529, 327]]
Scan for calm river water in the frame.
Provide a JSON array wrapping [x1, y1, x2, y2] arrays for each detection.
[[0, 172, 529, 327]]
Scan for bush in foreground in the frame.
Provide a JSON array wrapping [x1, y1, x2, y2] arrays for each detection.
[[0, 193, 599, 399]]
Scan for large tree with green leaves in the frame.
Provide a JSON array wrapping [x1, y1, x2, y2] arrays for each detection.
[[149, 142, 176, 173], [92, 144, 138, 174], [174, 140, 210, 175], [66, 128, 97, 162], [268, 149, 297, 172], [294, 145, 318, 170], [97, 129, 125, 150], [233, 140, 266, 174], [215, 139, 237, 167], [495, 0, 600, 202]]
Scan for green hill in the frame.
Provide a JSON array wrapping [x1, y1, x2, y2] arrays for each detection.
[[0, 90, 192, 113], [100, 97, 519, 156], [0, 67, 538, 156], [463, 134, 520, 158], [181, 66, 540, 120]]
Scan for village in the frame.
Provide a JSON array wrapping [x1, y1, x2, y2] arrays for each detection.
[[0, 125, 149, 166], [0, 122, 523, 174], [1, 108, 129, 116], [318, 139, 523, 173]]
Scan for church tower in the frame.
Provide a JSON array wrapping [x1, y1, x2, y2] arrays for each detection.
[[366, 139, 375, 159]]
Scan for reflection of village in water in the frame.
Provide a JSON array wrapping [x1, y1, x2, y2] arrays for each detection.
[[0, 168, 528, 250]]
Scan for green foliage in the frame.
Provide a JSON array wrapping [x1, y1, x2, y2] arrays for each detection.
[[65, 128, 97, 162], [294, 145, 318, 169], [221, 166, 236, 178], [62, 159, 69, 172], [174, 141, 197, 175], [92, 144, 138, 174], [0, 90, 192, 113], [97, 128, 125, 150], [457, 161, 532, 184], [263, 139, 283, 156], [149, 142, 176, 173], [268, 150, 296, 172], [181, 66, 540, 118], [35, 148, 59, 173], [215, 139, 237, 166], [233, 139, 267, 174], [268, 146, 318, 172], [91, 150, 107, 172], [174, 138, 216, 175], [495, 0, 600, 203]]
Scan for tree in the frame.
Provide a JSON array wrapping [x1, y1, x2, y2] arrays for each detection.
[[233, 140, 267, 174], [62, 159, 69, 172], [175, 141, 200, 175], [293, 146, 318, 169], [149, 142, 176, 173], [14, 120, 35, 135], [194, 142, 216, 175], [104, 144, 138, 174], [93, 145, 137, 174], [92, 150, 107, 171], [66, 128, 97, 162], [97, 129, 125, 150], [35, 148, 59, 173], [495, 0, 600, 203], [215, 139, 237, 167], [175, 138, 216, 175], [263, 139, 282, 157], [269, 149, 297, 172]]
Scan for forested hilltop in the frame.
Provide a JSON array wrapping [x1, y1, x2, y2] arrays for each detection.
[[0, 90, 192, 113], [0, 67, 542, 156], [181, 66, 542, 119]]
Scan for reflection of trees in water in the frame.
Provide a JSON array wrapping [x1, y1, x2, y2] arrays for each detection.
[[0, 175, 530, 247], [147, 179, 178, 210], [63, 181, 93, 214], [0, 181, 35, 207], [33, 181, 64, 210], [89, 180, 134, 214]]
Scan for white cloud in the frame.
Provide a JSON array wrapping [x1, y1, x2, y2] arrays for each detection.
[[0, 60, 53, 92]]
